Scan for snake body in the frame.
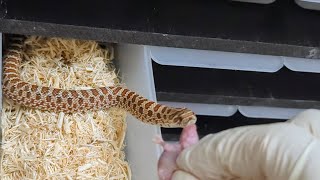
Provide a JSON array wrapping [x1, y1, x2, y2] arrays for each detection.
[[2, 36, 196, 128]]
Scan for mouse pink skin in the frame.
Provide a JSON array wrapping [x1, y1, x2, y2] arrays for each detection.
[[154, 124, 199, 180], [179, 124, 199, 149]]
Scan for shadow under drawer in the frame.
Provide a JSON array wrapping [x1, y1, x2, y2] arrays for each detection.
[[161, 113, 286, 141]]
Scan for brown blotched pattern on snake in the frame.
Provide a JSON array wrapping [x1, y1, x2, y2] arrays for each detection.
[[2, 36, 197, 128]]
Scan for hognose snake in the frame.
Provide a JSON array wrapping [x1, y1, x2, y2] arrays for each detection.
[[2, 36, 196, 128]]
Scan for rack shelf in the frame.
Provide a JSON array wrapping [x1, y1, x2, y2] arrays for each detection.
[[1, 0, 320, 58]]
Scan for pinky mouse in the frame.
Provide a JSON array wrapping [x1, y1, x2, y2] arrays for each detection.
[[153, 124, 199, 180]]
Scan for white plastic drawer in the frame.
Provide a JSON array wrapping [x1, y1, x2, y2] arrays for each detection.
[[158, 101, 305, 120], [231, 0, 276, 4], [115, 44, 160, 180], [148, 45, 320, 120], [295, 0, 320, 11], [149, 45, 320, 73]]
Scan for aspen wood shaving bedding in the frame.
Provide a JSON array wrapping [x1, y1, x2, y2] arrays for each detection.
[[0, 36, 131, 179]]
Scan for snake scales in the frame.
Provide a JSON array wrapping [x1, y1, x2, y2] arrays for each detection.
[[2, 36, 196, 128]]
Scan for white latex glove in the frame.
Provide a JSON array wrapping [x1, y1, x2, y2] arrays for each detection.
[[174, 109, 320, 180]]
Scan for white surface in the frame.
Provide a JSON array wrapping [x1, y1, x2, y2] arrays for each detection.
[[158, 101, 237, 117], [231, 0, 276, 4], [149, 45, 320, 73], [149, 46, 283, 73], [238, 106, 305, 119], [284, 56, 320, 73], [158, 101, 306, 120], [295, 0, 320, 11], [116, 44, 161, 180]]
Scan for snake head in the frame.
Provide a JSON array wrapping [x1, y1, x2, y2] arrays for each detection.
[[169, 108, 197, 128]]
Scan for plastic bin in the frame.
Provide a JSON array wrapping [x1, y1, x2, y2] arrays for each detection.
[[0, 34, 161, 180]]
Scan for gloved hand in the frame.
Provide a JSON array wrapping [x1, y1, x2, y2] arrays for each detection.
[[157, 109, 320, 180]]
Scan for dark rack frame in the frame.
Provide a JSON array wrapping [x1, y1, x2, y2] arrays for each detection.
[[1, 0, 320, 58]]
